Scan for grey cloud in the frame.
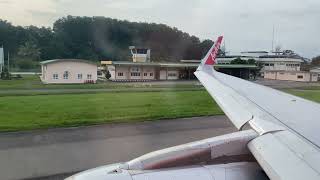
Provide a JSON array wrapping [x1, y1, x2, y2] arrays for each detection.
[[0, 0, 11, 4]]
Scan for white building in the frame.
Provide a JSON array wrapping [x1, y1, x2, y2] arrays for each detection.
[[216, 55, 303, 72], [214, 50, 308, 82], [259, 56, 303, 71], [264, 71, 314, 82], [40, 59, 98, 84], [310, 67, 320, 82]]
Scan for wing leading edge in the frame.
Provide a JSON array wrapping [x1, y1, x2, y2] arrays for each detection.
[[195, 36, 320, 179]]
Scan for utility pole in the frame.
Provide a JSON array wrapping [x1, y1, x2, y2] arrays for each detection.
[[7, 51, 9, 73], [0, 45, 3, 73]]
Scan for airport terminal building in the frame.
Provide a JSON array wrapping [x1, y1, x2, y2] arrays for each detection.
[[102, 47, 258, 81]]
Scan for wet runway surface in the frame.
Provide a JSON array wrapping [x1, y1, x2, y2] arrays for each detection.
[[0, 116, 235, 180]]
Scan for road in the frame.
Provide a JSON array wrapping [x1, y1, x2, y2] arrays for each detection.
[[0, 116, 235, 180]]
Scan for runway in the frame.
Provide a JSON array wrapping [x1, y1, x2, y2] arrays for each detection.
[[0, 116, 235, 180]]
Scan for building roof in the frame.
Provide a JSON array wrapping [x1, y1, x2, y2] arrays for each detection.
[[263, 70, 309, 73], [310, 67, 320, 73], [215, 64, 258, 69], [259, 55, 303, 59], [110, 61, 258, 69], [241, 51, 269, 53], [40, 59, 97, 65], [257, 57, 303, 63], [111, 61, 198, 67]]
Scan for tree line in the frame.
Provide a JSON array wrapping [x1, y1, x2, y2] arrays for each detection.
[[0, 16, 215, 70]]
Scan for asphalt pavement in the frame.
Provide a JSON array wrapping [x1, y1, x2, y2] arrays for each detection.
[[0, 116, 235, 180]]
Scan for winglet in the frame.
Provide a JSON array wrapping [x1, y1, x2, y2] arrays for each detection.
[[201, 36, 223, 66]]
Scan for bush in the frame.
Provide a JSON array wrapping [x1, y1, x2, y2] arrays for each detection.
[[0, 67, 11, 80], [16, 59, 39, 70]]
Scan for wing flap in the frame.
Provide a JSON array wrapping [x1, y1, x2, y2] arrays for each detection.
[[248, 131, 320, 180]]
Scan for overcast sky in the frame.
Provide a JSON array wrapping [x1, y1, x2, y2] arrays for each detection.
[[0, 0, 319, 58]]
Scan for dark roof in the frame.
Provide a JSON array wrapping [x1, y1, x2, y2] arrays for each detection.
[[40, 59, 97, 65], [259, 55, 302, 59], [241, 51, 269, 53], [111, 61, 198, 67], [215, 64, 258, 69], [110, 61, 258, 69]]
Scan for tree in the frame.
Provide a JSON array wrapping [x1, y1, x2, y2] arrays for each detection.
[[17, 41, 41, 60], [105, 70, 111, 79], [15, 59, 38, 69], [311, 56, 320, 67], [247, 58, 256, 65], [0, 16, 215, 68], [231, 57, 247, 64], [275, 45, 282, 53]]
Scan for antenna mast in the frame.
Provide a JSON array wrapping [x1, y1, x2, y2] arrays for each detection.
[[272, 25, 275, 52]]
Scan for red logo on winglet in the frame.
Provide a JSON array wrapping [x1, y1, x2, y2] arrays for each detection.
[[205, 36, 223, 65]]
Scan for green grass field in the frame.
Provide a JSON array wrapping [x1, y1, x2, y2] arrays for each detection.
[[1, 75, 320, 132], [0, 91, 223, 132], [285, 89, 320, 103]]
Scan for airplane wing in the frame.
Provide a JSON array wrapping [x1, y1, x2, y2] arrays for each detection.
[[195, 36, 320, 179], [66, 36, 320, 180]]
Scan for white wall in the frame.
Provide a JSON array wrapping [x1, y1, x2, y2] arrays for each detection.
[[167, 69, 179, 80], [262, 61, 301, 71], [41, 61, 97, 84], [142, 67, 155, 80], [311, 73, 318, 82], [129, 66, 142, 80], [264, 71, 311, 82], [115, 66, 129, 80], [160, 70, 167, 80]]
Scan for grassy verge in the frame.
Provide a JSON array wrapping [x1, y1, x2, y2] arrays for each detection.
[[284, 89, 320, 103], [0, 75, 199, 90], [0, 90, 223, 132]]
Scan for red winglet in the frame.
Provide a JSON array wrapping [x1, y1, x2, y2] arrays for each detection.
[[205, 36, 223, 65]]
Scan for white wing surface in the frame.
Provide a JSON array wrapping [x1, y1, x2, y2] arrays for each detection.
[[195, 36, 320, 179]]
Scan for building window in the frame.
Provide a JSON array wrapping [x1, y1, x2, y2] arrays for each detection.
[[53, 74, 58, 79], [150, 73, 153, 76], [279, 72, 284, 75], [168, 73, 177, 77], [78, 74, 83, 79], [63, 71, 69, 79], [131, 67, 140, 72], [270, 64, 274, 66], [144, 73, 148, 76], [87, 74, 92, 79], [118, 72, 124, 76], [297, 75, 303, 79], [131, 72, 140, 76]]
